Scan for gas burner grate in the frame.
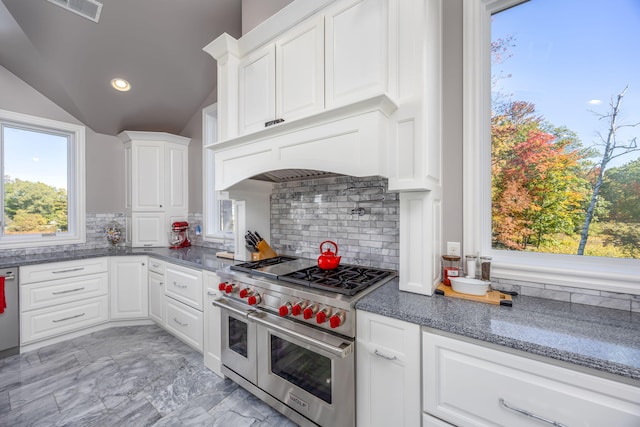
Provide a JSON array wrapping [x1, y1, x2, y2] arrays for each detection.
[[278, 265, 395, 296]]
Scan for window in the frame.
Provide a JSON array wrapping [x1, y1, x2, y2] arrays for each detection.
[[463, 0, 640, 294], [202, 103, 235, 242], [0, 109, 85, 248]]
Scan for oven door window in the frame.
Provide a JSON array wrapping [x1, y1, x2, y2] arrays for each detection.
[[270, 334, 332, 404], [228, 316, 248, 358]]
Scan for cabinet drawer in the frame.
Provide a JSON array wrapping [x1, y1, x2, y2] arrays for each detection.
[[21, 296, 109, 344], [20, 258, 109, 284], [165, 264, 203, 310], [21, 272, 108, 311], [423, 331, 640, 427], [148, 259, 165, 275], [164, 296, 203, 352]]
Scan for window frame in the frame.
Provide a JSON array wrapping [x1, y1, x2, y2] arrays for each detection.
[[202, 103, 234, 243], [462, 0, 640, 295], [0, 108, 86, 248]]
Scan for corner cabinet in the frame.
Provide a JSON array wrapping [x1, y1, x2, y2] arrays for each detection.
[[120, 131, 190, 247], [109, 256, 148, 320], [356, 310, 421, 427], [423, 330, 640, 427]]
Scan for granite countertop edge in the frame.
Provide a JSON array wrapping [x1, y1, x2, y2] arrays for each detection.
[[356, 280, 640, 383]]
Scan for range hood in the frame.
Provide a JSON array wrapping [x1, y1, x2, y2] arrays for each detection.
[[208, 95, 397, 191]]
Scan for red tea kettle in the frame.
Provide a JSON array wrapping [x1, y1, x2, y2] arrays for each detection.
[[318, 240, 341, 270]]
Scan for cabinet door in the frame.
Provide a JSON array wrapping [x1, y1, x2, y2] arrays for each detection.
[[131, 213, 165, 247], [356, 310, 421, 427], [325, 0, 389, 108], [148, 270, 164, 325], [131, 141, 164, 211], [204, 272, 223, 376], [276, 15, 325, 122], [110, 257, 148, 319], [238, 44, 276, 134], [165, 143, 188, 211]]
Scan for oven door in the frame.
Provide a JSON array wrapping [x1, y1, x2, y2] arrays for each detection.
[[213, 298, 257, 384], [252, 310, 355, 427]]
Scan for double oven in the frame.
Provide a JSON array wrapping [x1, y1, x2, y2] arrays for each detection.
[[211, 257, 395, 427]]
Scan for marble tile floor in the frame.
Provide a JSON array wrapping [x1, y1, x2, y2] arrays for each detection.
[[0, 325, 299, 427]]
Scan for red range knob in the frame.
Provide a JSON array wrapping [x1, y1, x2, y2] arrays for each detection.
[[239, 288, 251, 298], [303, 306, 316, 320], [316, 311, 327, 324], [330, 313, 344, 329], [291, 301, 307, 316], [279, 304, 291, 317], [225, 284, 235, 294], [248, 294, 261, 305], [218, 282, 227, 291]]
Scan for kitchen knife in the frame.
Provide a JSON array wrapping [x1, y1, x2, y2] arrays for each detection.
[[254, 231, 263, 242]]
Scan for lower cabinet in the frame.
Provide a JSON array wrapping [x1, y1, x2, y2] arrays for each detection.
[[423, 330, 640, 427], [20, 258, 110, 345], [164, 295, 203, 352], [148, 270, 165, 325], [356, 310, 421, 427], [203, 271, 223, 376], [109, 256, 148, 319]]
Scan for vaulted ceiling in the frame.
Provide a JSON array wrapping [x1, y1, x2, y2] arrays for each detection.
[[0, 0, 243, 136]]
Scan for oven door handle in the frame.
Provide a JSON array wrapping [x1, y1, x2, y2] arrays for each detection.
[[211, 298, 254, 318], [249, 311, 354, 359]]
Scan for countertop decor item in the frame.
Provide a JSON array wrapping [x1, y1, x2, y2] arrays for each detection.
[[105, 220, 123, 247], [435, 283, 512, 306], [450, 277, 490, 296]]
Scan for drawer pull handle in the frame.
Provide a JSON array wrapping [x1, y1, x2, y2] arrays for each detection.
[[374, 349, 397, 361], [207, 291, 217, 296], [52, 287, 86, 295], [53, 312, 86, 323], [52, 267, 85, 274], [172, 281, 188, 288], [173, 317, 188, 327], [499, 398, 567, 427]]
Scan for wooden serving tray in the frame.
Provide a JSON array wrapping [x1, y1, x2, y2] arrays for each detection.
[[435, 283, 513, 306]]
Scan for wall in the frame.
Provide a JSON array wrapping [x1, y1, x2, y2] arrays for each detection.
[[270, 176, 400, 271], [241, 0, 294, 35]]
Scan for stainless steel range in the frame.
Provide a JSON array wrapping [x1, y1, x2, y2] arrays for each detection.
[[211, 256, 396, 427]]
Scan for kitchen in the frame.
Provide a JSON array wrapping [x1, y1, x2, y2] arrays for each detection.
[[1, 0, 639, 426]]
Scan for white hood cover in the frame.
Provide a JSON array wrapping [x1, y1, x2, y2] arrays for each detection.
[[210, 95, 396, 191]]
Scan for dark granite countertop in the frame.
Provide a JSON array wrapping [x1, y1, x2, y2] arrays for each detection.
[[356, 279, 640, 383], [0, 246, 236, 272]]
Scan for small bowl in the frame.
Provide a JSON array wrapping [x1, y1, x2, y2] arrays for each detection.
[[450, 277, 490, 296]]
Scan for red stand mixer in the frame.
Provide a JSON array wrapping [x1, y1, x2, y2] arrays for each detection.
[[169, 221, 191, 249]]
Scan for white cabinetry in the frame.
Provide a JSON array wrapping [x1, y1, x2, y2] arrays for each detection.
[[356, 310, 421, 427], [163, 263, 204, 352], [238, 16, 324, 135], [20, 258, 109, 345], [109, 256, 148, 320], [148, 259, 165, 325], [423, 330, 640, 427], [204, 271, 223, 376], [120, 131, 190, 247]]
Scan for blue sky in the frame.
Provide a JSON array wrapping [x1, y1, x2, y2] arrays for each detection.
[[3, 126, 68, 190], [492, 0, 640, 168]]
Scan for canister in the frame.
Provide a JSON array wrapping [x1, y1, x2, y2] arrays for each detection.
[[442, 255, 461, 286]]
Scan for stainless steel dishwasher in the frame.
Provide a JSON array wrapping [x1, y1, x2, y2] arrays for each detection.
[[0, 267, 19, 359]]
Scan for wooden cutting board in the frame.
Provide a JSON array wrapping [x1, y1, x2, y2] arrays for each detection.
[[435, 283, 513, 306]]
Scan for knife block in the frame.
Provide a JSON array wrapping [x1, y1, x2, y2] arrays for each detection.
[[256, 240, 278, 259]]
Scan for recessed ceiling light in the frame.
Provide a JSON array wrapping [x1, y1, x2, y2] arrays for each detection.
[[111, 78, 131, 92]]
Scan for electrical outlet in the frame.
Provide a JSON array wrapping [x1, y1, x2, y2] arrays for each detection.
[[446, 241, 461, 256]]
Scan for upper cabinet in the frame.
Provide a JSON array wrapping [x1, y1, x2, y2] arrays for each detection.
[[239, 16, 324, 135], [120, 131, 190, 247], [204, 0, 443, 193]]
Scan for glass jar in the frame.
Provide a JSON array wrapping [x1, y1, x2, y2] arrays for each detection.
[[441, 255, 461, 286], [465, 255, 477, 279], [480, 256, 492, 281], [105, 220, 123, 247]]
